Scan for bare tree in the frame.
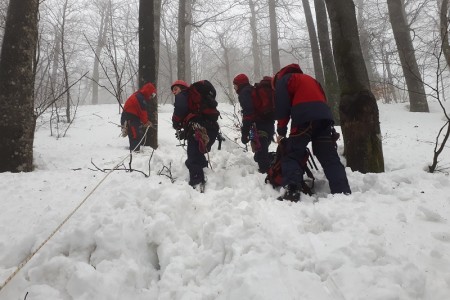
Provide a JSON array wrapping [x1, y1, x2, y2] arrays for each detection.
[[248, 0, 262, 80], [313, 0, 341, 123], [106, 1, 138, 104], [379, 40, 398, 104], [194, 12, 247, 103], [91, 0, 110, 105], [177, 0, 186, 81], [428, 71, 450, 173], [387, 0, 429, 112], [441, 0, 450, 69], [50, 24, 62, 110], [60, 0, 73, 123], [218, 32, 237, 102], [160, 0, 177, 102], [184, 0, 193, 83], [139, 0, 161, 149], [325, 0, 385, 173], [268, 0, 280, 73], [301, 0, 324, 85], [0, 0, 39, 172], [427, 0, 450, 173], [355, 0, 377, 83]]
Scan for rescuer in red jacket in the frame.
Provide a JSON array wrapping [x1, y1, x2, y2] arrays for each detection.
[[120, 82, 157, 152], [273, 63, 351, 201]]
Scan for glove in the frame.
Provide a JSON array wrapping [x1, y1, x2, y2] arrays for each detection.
[[121, 123, 128, 137], [241, 135, 249, 144], [143, 121, 152, 128], [173, 121, 182, 130], [175, 129, 186, 140], [331, 127, 340, 141], [217, 132, 225, 142]]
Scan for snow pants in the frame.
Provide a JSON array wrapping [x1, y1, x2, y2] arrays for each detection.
[[121, 112, 143, 152], [281, 120, 351, 194], [253, 132, 271, 173], [185, 120, 219, 186]]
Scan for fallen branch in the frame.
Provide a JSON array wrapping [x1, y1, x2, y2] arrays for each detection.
[[157, 162, 176, 183], [89, 159, 149, 177]]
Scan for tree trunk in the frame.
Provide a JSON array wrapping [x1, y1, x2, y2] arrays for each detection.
[[356, 0, 376, 83], [301, 0, 324, 85], [92, 2, 109, 105], [61, 0, 71, 124], [184, 0, 193, 83], [387, 0, 429, 112], [50, 26, 61, 101], [161, 28, 174, 104], [249, 0, 261, 80], [324, 0, 384, 173], [0, 0, 39, 172], [139, 0, 160, 149], [177, 0, 186, 80], [268, 0, 280, 73], [313, 0, 340, 124], [381, 44, 398, 104], [218, 34, 235, 103], [441, 0, 450, 69]]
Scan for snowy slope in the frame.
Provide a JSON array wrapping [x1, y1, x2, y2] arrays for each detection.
[[0, 101, 449, 300]]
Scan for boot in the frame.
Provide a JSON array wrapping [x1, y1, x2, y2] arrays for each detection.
[[190, 179, 206, 193], [281, 184, 300, 202]]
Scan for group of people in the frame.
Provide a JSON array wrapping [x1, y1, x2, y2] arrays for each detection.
[[120, 63, 351, 201]]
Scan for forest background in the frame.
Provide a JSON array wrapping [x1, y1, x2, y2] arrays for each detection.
[[1, 0, 448, 119]]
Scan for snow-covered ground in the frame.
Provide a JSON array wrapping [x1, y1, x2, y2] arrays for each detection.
[[0, 100, 449, 300]]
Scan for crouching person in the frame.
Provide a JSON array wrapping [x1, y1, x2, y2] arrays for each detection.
[[273, 64, 351, 202], [121, 82, 157, 152]]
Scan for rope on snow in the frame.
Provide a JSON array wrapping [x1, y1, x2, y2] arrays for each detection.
[[0, 127, 152, 293]]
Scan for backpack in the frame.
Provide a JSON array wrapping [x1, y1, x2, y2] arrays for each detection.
[[187, 80, 220, 122], [251, 76, 275, 121], [265, 142, 316, 195]]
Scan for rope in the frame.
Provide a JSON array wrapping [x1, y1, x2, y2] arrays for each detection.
[[0, 126, 151, 293]]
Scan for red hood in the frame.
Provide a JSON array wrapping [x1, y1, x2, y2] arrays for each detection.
[[139, 82, 157, 100], [272, 64, 303, 89]]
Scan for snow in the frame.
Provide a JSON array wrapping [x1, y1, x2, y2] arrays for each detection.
[[1, 100, 450, 300]]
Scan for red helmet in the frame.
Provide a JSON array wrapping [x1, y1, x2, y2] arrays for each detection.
[[171, 80, 189, 91], [233, 73, 249, 86]]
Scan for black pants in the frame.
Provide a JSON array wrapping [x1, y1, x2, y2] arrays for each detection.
[[253, 132, 271, 173], [185, 121, 219, 186], [282, 120, 351, 194], [121, 113, 143, 152]]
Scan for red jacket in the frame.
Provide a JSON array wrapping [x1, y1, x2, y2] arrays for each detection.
[[123, 83, 156, 124], [274, 64, 333, 136]]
